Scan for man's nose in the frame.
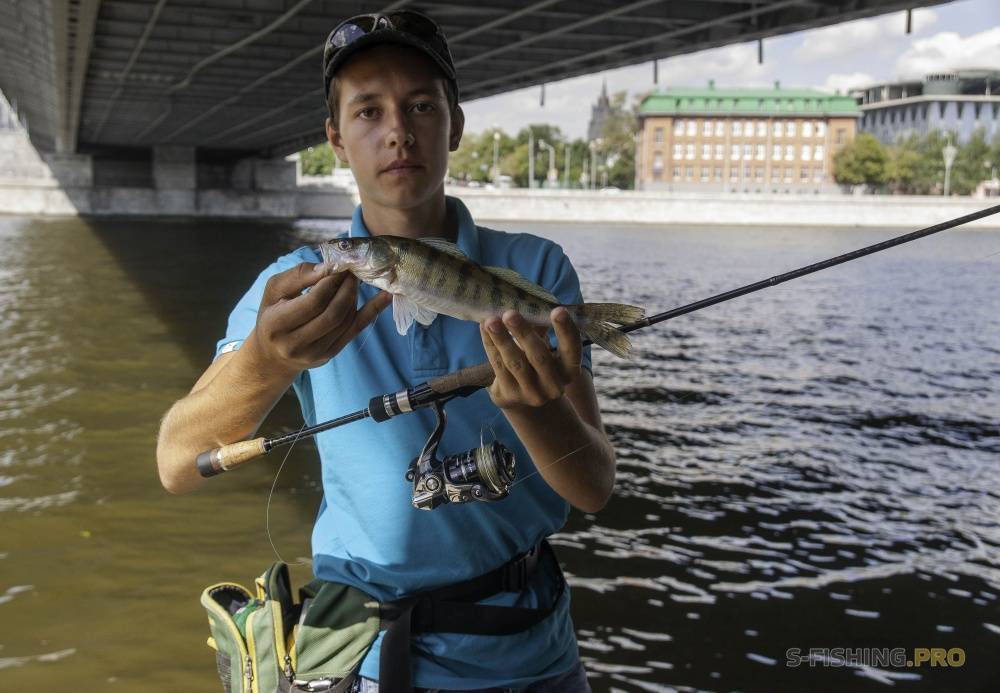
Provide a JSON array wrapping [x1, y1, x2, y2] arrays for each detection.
[[384, 108, 413, 148]]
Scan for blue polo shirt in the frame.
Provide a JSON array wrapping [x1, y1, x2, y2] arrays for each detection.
[[215, 196, 592, 688]]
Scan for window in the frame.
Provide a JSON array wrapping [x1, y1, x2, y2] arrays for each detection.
[[784, 167, 793, 181], [702, 144, 711, 159], [836, 128, 845, 145], [773, 121, 784, 137], [772, 145, 782, 160], [673, 144, 683, 159], [654, 127, 664, 144], [715, 121, 725, 136], [672, 165, 681, 179], [653, 153, 664, 171], [744, 144, 753, 159], [714, 167, 723, 181], [715, 144, 724, 160], [743, 165, 752, 180], [745, 121, 754, 136], [686, 120, 696, 136], [732, 121, 743, 136], [802, 145, 812, 161], [802, 121, 813, 137], [756, 144, 765, 160], [756, 121, 766, 136], [674, 119, 684, 136], [800, 168, 810, 181], [700, 166, 710, 182], [731, 144, 741, 160], [686, 144, 695, 160], [771, 167, 782, 181], [703, 120, 713, 136], [816, 121, 826, 137], [685, 165, 693, 181], [814, 167, 824, 182], [787, 122, 797, 137], [653, 170, 662, 182], [814, 145, 825, 161], [730, 167, 739, 181], [785, 145, 794, 161]]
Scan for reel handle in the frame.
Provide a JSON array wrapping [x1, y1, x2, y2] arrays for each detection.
[[426, 361, 495, 395], [196, 437, 268, 477]]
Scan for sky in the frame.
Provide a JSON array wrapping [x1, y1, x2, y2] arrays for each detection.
[[461, 0, 1000, 140]]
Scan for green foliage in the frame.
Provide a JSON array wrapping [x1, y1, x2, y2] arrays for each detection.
[[833, 133, 888, 187], [300, 144, 340, 176], [834, 129, 998, 195]]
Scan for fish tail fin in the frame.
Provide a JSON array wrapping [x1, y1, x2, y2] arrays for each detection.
[[566, 303, 644, 359]]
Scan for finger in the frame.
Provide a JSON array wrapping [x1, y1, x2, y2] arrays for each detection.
[[480, 321, 517, 394], [551, 307, 582, 380], [292, 274, 360, 346], [262, 263, 326, 305], [325, 290, 393, 356], [502, 310, 562, 395], [487, 313, 539, 393], [268, 272, 349, 333]]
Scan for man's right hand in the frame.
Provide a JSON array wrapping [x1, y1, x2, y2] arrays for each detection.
[[249, 262, 391, 377]]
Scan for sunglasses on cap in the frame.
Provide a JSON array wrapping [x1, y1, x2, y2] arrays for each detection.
[[322, 10, 457, 99]]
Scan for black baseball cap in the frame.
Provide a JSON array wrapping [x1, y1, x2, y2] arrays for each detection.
[[322, 10, 459, 102]]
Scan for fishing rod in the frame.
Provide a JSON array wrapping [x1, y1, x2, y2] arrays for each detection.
[[197, 202, 1000, 500]]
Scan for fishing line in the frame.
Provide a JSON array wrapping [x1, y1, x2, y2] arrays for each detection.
[[265, 418, 310, 565]]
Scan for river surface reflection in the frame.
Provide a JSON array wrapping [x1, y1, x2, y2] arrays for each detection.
[[0, 215, 998, 691]]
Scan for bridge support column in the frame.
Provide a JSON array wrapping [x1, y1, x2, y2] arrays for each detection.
[[153, 145, 196, 215]]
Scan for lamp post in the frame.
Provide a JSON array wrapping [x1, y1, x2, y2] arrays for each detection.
[[563, 144, 571, 189], [528, 129, 535, 189], [942, 136, 957, 196], [538, 138, 557, 188], [492, 129, 500, 185], [589, 139, 602, 191]]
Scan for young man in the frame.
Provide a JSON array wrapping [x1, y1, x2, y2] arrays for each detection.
[[157, 10, 615, 691]]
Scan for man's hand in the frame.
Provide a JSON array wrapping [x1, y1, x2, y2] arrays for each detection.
[[480, 307, 582, 411], [250, 263, 391, 378]]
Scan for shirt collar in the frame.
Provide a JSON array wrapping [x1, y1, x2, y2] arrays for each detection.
[[349, 195, 481, 264]]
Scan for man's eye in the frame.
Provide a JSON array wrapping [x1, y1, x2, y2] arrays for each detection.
[[412, 102, 435, 113], [358, 107, 378, 119]]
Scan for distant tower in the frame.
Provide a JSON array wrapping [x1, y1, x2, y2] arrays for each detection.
[[587, 78, 612, 141]]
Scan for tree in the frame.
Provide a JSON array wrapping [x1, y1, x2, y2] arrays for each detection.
[[300, 143, 338, 175], [950, 128, 990, 196], [833, 133, 888, 188]]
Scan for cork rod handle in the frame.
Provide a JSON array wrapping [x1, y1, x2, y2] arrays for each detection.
[[196, 438, 268, 477], [426, 361, 496, 395]]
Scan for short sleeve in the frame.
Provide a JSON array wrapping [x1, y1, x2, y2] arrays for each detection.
[[213, 246, 320, 361], [537, 242, 593, 375]]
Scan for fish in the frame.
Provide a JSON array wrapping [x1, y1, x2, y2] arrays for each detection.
[[317, 235, 645, 359]]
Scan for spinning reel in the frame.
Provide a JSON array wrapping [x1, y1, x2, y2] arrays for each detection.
[[405, 400, 516, 510]]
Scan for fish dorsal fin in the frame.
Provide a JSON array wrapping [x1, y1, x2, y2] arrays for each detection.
[[391, 294, 437, 335], [483, 266, 559, 304], [420, 237, 468, 259]]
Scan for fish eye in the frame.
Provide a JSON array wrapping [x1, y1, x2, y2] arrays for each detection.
[[337, 239, 352, 251]]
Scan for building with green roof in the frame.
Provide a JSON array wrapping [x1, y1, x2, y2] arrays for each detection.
[[636, 81, 861, 193]]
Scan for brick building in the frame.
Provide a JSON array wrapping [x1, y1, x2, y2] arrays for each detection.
[[636, 82, 860, 193]]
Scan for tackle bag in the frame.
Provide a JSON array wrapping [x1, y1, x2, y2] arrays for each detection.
[[201, 542, 561, 693]]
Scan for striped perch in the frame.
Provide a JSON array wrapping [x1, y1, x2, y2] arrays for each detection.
[[318, 235, 644, 358]]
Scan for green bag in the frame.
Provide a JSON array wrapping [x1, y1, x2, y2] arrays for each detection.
[[201, 562, 381, 693]]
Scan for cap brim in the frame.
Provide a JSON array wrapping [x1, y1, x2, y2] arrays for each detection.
[[325, 31, 457, 91]]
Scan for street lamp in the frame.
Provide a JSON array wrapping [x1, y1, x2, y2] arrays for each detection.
[[538, 138, 557, 188], [589, 139, 602, 190], [942, 136, 957, 196], [563, 144, 571, 189], [492, 129, 500, 185], [528, 129, 535, 189]]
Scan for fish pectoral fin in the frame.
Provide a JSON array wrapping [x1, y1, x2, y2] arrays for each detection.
[[392, 295, 437, 334], [420, 238, 468, 259], [483, 266, 559, 304]]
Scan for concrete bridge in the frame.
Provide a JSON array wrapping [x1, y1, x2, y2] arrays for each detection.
[[0, 0, 950, 215]]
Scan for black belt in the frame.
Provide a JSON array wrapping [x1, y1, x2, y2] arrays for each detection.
[[378, 540, 564, 692]]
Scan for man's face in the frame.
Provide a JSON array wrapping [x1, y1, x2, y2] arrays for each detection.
[[326, 44, 464, 211]]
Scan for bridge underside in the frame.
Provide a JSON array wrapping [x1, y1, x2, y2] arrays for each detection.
[[1, 0, 950, 159]]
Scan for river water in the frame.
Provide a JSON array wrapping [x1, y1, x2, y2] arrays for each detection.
[[0, 214, 998, 691]]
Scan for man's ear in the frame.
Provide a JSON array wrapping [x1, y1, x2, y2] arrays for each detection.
[[448, 105, 465, 152], [326, 117, 348, 164]]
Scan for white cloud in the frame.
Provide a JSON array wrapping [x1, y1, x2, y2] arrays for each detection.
[[894, 26, 1000, 80], [794, 9, 937, 63], [818, 72, 876, 94]]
